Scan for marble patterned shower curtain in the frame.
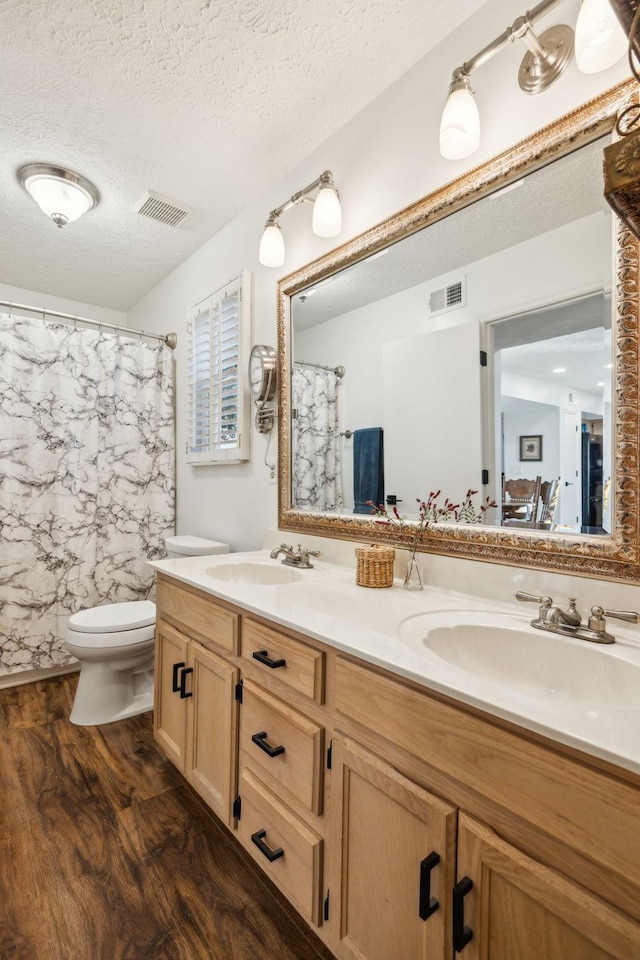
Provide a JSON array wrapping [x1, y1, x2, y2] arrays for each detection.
[[292, 364, 344, 512], [0, 314, 175, 676]]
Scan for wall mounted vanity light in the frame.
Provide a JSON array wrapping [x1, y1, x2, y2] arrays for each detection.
[[440, 0, 627, 161], [258, 170, 341, 268], [18, 164, 100, 228]]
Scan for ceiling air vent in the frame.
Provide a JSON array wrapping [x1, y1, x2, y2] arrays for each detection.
[[133, 191, 192, 227], [428, 278, 466, 316]]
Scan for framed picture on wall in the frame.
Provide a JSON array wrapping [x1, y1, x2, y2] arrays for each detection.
[[519, 434, 542, 461]]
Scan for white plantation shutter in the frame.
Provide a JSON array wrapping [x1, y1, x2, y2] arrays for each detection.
[[186, 272, 251, 464]]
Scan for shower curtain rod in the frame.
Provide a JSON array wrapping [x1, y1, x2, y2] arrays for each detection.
[[295, 359, 345, 378], [0, 299, 178, 349]]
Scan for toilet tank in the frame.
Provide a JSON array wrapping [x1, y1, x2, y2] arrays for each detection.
[[165, 535, 230, 558]]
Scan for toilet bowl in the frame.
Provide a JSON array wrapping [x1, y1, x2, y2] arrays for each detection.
[[66, 534, 230, 726], [66, 601, 156, 726]]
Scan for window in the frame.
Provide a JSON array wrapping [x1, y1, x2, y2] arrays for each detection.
[[186, 271, 251, 464]]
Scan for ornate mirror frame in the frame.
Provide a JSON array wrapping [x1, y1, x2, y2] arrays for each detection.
[[278, 80, 640, 583]]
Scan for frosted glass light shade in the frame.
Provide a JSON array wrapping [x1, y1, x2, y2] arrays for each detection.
[[312, 186, 342, 237], [259, 221, 285, 267], [575, 0, 627, 74], [19, 165, 99, 227], [439, 86, 481, 160]]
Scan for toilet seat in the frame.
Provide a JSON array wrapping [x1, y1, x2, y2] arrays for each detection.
[[69, 600, 156, 634], [66, 623, 156, 649]]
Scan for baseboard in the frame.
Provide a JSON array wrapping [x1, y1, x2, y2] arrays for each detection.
[[0, 664, 80, 690]]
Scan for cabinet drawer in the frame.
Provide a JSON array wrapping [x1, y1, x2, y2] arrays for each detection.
[[157, 576, 238, 654], [240, 679, 324, 815], [237, 768, 323, 925], [242, 618, 324, 703]]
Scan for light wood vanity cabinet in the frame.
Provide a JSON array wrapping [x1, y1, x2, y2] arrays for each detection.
[[329, 734, 457, 960], [154, 577, 240, 825], [154, 575, 640, 960]]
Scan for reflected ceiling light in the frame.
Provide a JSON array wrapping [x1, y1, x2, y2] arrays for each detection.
[[439, 0, 623, 162], [597, 381, 605, 386], [18, 163, 99, 228], [259, 170, 341, 268], [575, 0, 627, 73], [553, 367, 567, 373]]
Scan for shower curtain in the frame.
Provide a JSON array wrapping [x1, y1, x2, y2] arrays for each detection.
[[0, 314, 175, 676], [292, 364, 344, 512]]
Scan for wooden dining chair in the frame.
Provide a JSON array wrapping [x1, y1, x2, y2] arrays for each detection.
[[537, 477, 560, 529], [502, 476, 542, 525]]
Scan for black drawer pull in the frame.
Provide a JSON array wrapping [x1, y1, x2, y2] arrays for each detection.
[[251, 731, 286, 758], [172, 661, 185, 693], [179, 666, 193, 699], [419, 851, 440, 920], [251, 829, 284, 862], [252, 649, 287, 669], [452, 876, 473, 952]]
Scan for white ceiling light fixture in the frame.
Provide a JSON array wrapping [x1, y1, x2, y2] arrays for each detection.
[[18, 163, 99, 228], [575, 0, 628, 74], [439, 0, 623, 162], [259, 170, 341, 268]]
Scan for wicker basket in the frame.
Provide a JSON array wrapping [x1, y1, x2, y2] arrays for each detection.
[[355, 544, 395, 588]]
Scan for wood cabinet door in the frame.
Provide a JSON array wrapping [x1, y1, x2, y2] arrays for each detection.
[[186, 641, 239, 826], [456, 813, 640, 960], [153, 622, 189, 770], [329, 735, 457, 960]]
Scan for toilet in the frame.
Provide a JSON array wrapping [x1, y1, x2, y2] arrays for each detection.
[[65, 535, 229, 726]]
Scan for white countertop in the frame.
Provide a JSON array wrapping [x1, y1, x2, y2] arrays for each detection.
[[150, 550, 640, 777]]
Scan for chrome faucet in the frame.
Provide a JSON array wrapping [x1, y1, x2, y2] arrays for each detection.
[[269, 543, 322, 569], [515, 591, 639, 644]]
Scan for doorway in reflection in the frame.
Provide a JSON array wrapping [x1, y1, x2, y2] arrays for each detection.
[[490, 292, 611, 534]]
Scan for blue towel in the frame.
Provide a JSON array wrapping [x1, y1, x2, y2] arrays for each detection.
[[353, 427, 384, 514]]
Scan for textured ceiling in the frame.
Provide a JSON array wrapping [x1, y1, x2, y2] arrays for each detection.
[[0, 0, 487, 311]]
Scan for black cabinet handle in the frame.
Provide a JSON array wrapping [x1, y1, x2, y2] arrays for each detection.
[[179, 666, 193, 699], [172, 661, 185, 693], [419, 851, 440, 920], [452, 876, 473, 953], [251, 829, 284, 862], [252, 649, 287, 669], [251, 731, 286, 758]]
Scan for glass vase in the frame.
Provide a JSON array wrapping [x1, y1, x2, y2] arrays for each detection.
[[403, 551, 423, 591]]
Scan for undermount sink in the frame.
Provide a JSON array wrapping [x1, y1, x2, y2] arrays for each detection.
[[398, 610, 640, 708], [205, 561, 303, 585]]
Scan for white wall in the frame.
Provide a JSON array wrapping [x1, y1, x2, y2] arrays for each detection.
[[0, 281, 127, 326], [126, 0, 631, 551]]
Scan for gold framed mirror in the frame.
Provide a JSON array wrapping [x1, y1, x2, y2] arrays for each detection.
[[277, 79, 640, 583]]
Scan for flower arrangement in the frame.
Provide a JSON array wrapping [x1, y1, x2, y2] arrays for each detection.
[[367, 488, 497, 534], [367, 490, 497, 590]]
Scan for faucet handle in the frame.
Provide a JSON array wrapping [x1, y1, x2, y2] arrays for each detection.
[[515, 591, 552, 606], [591, 605, 639, 624]]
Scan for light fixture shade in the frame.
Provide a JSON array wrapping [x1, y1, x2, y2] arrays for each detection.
[[19, 164, 99, 227], [575, 0, 627, 73], [439, 85, 481, 160], [312, 186, 342, 237], [259, 220, 285, 268]]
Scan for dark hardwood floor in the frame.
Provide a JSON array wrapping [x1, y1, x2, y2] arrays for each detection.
[[0, 675, 335, 960]]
